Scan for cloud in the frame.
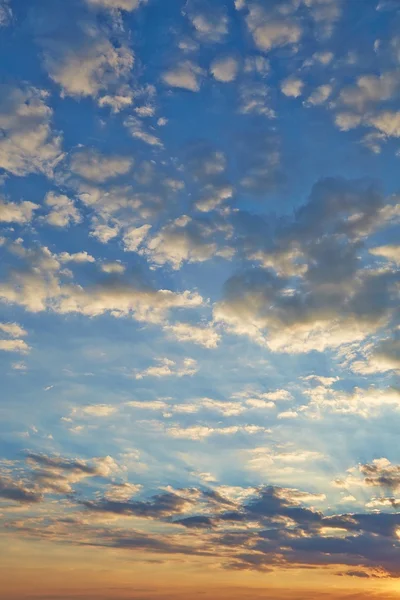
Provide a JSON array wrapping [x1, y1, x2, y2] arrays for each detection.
[[246, 6, 302, 52], [305, 84, 332, 106], [210, 57, 239, 83], [72, 404, 118, 417], [0, 0, 11, 27], [123, 224, 152, 252], [0, 85, 63, 177], [167, 424, 268, 440], [58, 251, 95, 264], [124, 117, 163, 147], [70, 149, 132, 183], [25, 452, 119, 494], [0, 474, 41, 504], [0, 242, 203, 323], [370, 244, 400, 265], [162, 61, 205, 92], [369, 111, 400, 137], [31, 0, 134, 100], [0, 321, 29, 353], [82, 490, 192, 519], [281, 77, 304, 98], [0, 339, 30, 353], [144, 215, 233, 269], [164, 322, 221, 348], [84, 0, 147, 11], [0, 322, 27, 338], [135, 357, 198, 379], [44, 192, 81, 227], [101, 262, 125, 274], [186, 0, 229, 43], [213, 178, 399, 353], [0, 199, 39, 224]]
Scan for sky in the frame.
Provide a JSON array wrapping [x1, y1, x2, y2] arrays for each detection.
[[0, 0, 400, 598]]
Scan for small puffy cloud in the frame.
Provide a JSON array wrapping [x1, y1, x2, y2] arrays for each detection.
[[101, 262, 125, 274], [195, 184, 233, 212], [244, 56, 270, 77], [246, 6, 302, 52], [281, 77, 304, 98], [70, 149, 132, 183], [98, 90, 133, 113], [135, 357, 198, 379], [0, 322, 27, 338], [369, 111, 400, 137], [370, 244, 400, 265], [340, 72, 400, 111], [144, 216, 232, 269], [186, 0, 229, 43], [124, 117, 163, 147], [162, 61, 205, 92], [277, 410, 299, 419], [165, 322, 221, 348], [72, 404, 118, 417], [0, 1, 12, 27], [0, 85, 63, 177], [167, 424, 267, 440], [85, 0, 147, 11], [0, 339, 30, 353], [44, 192, 81, 227], [0, 199, 39, 224], [210, 57, 239, 83], [0, 321, 29, 354], [32, 1, 134, 100], [305, 84, 332, 106], [123, 224, 152, 252], [58, 251, 95, 264]]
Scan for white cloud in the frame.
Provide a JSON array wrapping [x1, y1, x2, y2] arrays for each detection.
[[44, 192, 81, 228], [370, 244, 400, 265], [72, 404, 117, 417], [281, 77, 304, 98], [186, 1, 229, 43], [167, 424, 268, 440], [144, 216, 232, 269], [0, 339, 30, 353], [210, 57, 239, 83], [0, 243, 203, 322], [162, 61, 205, 92], [0, 322, 29, 354], [135, 357, 198, 379], [278, 410, 299, 419], [124, 117, 163, 147], [0, 0, 12, 26], [305, 84, 332, 106], [70, 149, 132, 183], [101, 262, 125, 274], [246, 6, 302, 52], [165, 322, 221, 349], [369, 111, 400, 137], [123, 224, 152, 252], [58, 251, 95, 264], [0, 85, 63, 177], [195, 184, 233, 212], [85, 0, 147, 11], [0, 322, 27, 338], [36, 10, 134, 100], [0, 199, 39, 224]]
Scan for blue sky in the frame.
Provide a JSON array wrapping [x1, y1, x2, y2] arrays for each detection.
[[0, 0, 400, 597]]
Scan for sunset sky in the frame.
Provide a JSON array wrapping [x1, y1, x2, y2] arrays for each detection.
[[0, 0, 400, 598]]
